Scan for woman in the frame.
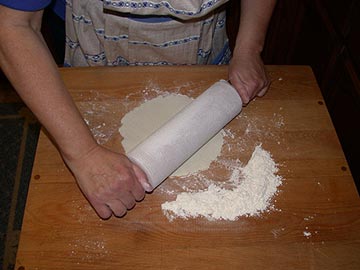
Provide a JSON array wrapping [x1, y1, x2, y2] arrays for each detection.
[[0, 0, 276, 219]]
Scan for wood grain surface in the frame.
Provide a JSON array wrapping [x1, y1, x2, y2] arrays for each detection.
[[15, 66, 360, 270]]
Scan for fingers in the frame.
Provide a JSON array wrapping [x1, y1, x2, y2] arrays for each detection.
[[257, 80, 271, 97], [118, 190, 137, 210], [91, 201, 112, 220], [70, 146, 150, 220], [128, 163, 148, 201], [96, 162, 147, 219], [107, 203, 127, 218], [92, 190, 136, 219], [230, 79, 251, 105], [102, 171, 142, 218], [107, 198, 135, 217], [230, 74, 269, 105], [257, 84, 269, 97], [132, 163, 153, 193], [228, 52, 270, 105]]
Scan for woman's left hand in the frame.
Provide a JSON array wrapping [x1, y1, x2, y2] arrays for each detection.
[[228, 51, 270, 105]]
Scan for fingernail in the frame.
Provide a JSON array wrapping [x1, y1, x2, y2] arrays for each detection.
[[143, 182, 153, 192]]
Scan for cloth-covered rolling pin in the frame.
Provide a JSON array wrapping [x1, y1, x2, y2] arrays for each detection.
[[128, 80, 242, 191]]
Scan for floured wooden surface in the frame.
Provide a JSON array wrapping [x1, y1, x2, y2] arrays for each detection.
[[76, 81, 286, 221], [16, 66, 360, 270]]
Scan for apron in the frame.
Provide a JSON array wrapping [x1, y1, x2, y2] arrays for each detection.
[[64, 0, 230, 67]]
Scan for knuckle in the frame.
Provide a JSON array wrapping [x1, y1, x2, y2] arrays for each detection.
[[120, 170, 134, 182], [109, 179, 123, 191], [89, 185, 112, 203], [261, 79, 269, 88], [88, 190, 104, 203], [248, 80, 261, 90]]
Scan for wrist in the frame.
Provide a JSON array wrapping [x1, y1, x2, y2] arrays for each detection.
[[233, 40, 263, 56], [60, 135, 99, 164]]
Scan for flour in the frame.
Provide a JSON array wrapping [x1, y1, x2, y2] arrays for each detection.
[[78, 90, 125, 145], [161, 145, 283, 221]]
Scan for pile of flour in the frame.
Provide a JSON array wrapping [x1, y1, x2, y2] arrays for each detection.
[[161, 145, 283, 221]]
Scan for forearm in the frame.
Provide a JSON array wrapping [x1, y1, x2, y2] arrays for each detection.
[[228, 0, 275, 103], [0, 9, 96, 161], [0, 6, 151, 219], [234, 0, 277, 54]]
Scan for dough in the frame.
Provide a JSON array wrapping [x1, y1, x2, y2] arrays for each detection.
[[119, 93, 224, 177]]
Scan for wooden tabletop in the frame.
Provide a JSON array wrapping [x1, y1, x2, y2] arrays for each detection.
[[15, 66, 360, 269]]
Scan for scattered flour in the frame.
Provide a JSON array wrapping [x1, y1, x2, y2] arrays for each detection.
[[78, 85, 286, 222], [161, 145, 283, 221], [303, 231, 312, 238]]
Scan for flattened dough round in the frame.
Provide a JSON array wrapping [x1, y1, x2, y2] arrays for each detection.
[[119, 94, 224, 176]]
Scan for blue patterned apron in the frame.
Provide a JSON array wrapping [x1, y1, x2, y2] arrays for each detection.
[[64, 0, 231, 66]]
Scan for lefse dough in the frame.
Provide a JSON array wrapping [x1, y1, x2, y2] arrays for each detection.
[[119, 93, 224, 177]]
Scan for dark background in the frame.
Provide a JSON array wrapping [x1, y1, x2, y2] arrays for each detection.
[[227, 0, 360, 192]]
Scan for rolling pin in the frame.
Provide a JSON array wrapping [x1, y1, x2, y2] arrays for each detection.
[[128, 80, 242, 191]]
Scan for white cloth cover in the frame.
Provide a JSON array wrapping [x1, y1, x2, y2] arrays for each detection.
[[128, 80, 242, 190]]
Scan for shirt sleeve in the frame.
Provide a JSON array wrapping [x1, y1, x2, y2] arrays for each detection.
[[0, 0, 51, 11]]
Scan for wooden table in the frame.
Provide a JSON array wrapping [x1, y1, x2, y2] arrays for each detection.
[[15, 66, 360, 269]]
